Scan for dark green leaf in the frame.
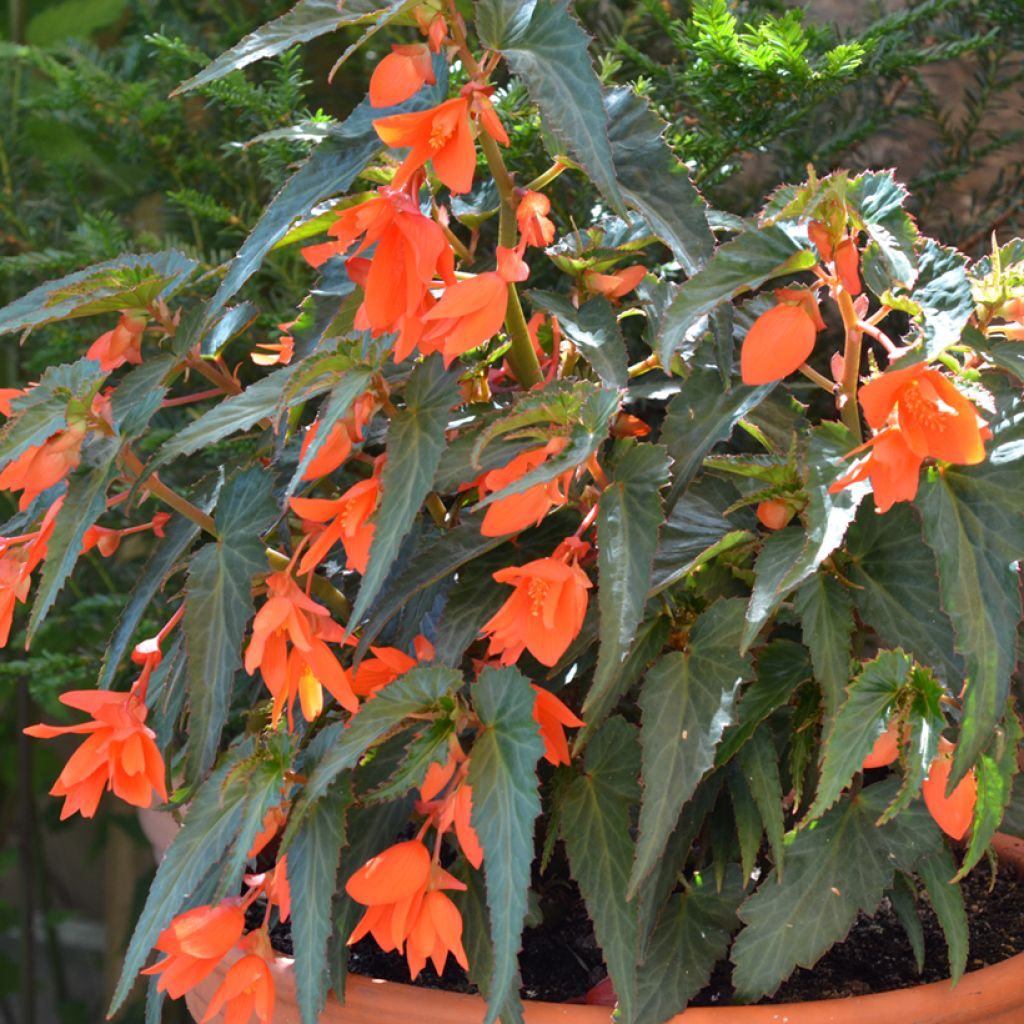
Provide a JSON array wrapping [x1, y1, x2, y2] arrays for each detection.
[[529, 291, 628, 386], [741, 525, 806, 650], [658, 226, 815, 366], [604, 87, 713, 276], [476, 0, 537, 47], [183, 470, 276, 782], [631, 599, 751, 895], [111, 354, 176, 439], [349, 356, 458, 627], [636, 866, 744, 1024], [848, 171, 918, 287], [918, 848, 968, 984], [899, 240, 972, 363], [468, 666, 544, 1024], [200, 303, 259, 358], [289, 785, 351, 1024], [808, 650, 911, 822], [730, 769, 763, 881], [916, 394, 1024, 782], [0, 251, 196, 336], [485, 0, 626, 216], [737, 728, 785, 872], [591, 442, 669, 727], [29, 445, 119, 638], [561, 717, 640, 1023], [888, 873, 925, 974], [365, 718, 454, 804], [660, 368, 773, 505], [794, 572, 854, 729]]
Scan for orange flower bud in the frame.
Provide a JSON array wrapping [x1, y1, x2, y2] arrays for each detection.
[[740, 304, 817, 385], [755, 499, 794, 531]]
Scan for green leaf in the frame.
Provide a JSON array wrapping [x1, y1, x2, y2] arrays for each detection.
[[631, 599, 751, 895], [365, 718, 454, 804], [349, 356, 458, 627], [916, 394, 1024, 783], [591, 442, 669, 726], [604, 87, 713, 276], [845, 501, 962, 685], [807, 650, 911, 822], [111, 354, 176, 439], [658, 226, 815, 366], [483, 0, 627, 217], [287, 367, 374, 492], [898, 240, 972, 363], [848, 171, 918, 287], [660, 367, 773, 505], [636, 866, 744, 1024], [468, 666, 544, 1024], [206, 65, 447, 320], [152, 366, 294, 469], [561, 717, 640, 1023], [289, 666, 461, 835], [110, 746, 254, 1015], [0, 251, 196, 336], [28, 444, 119, 638], [736, 729, 785, 872], [918, 848, 968, 984], [172, 0, 396, 95], [529, 291, 628, 387], [730, 781, 939, 1000], [730, 768, 763, 881], [289, 785, 351, 1024], [476, 0, 537, 46], [183, 470, 276, 782], [741, 525, 805, 649], [717, 640, 809, 765], [888, 874, 925, 974], [794, 572, 855, 728]]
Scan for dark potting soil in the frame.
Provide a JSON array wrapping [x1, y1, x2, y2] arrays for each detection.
[[255, 855, 1024, 1006]]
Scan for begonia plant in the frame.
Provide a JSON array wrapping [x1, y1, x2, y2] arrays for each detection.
[[5, 2, 1024, 1023]]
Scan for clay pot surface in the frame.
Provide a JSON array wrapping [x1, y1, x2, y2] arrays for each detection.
[[182, 832, 1024, 1023]]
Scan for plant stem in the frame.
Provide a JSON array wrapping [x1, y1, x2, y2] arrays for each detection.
[[836, 290, 864, 443], [797, 362, 837, 393]]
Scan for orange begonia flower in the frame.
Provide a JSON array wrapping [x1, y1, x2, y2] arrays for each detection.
[[346, 841, 469, 980], [290, 472, 381, 577], [922, 739, 977, 840], [807, 221, 834, 262], [200, 930, 276, 1024], [583, 265, 646, 301], [829, 427, 924, 514], [421, 246, 529, 366], [0, 497, 62, 648], [86, 313, 147, 372], [370, 44, 436, 108], [480, 543, 592, 667], [353, 635, 434, 697], [774, 286, 826, 332], [858, 362, 988, 465], [755, 499, 794, 531], [299, 393, 376, 481], [245, 858, 291, 924], [24, 688, 168, 819], [252, 322, 295, 367], [141, 902, 246, 999], [374, 97, 477, 195], [0, 422, 86, 510], [835, 237, 862, 296], [862, 718, 901, 769], [532, 685, 584, 766], [248, 804, 289, 860], [477, 437, 571, 537], [0, 389, 24, 417], [740, 303, 818, 385], [415, 5, 448, 52], [416, 754, 484, 870], [517, 190, 556, 247]]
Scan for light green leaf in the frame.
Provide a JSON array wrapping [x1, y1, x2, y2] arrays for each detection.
[[631, 599, 751, 895], [468, 666, 544, 1024], [561, 717, 640, 1023]]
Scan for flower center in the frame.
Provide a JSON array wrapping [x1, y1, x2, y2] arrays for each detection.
[[901, 381, 953, 433], [527, 577, 550, 615]]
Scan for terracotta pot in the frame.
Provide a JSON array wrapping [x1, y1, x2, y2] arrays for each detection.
[[183, 833, 1024, 1024]]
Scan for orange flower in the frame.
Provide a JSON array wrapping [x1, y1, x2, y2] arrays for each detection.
[[477, 437, 571, 537], [352, 634, 434, 697], [346, 841, 469, 980], [582, 265, 646, 301], [480, 542, 592, 667], [200, 930, 276, 1024], [245, 858, 291, 924], [922, 739, 977, 840], [369, 43, 436, 107], [25, 688, 167, 819], [86, 312, 146, 372], [517, 190, 556, 247], [0, 497, 62, 648], [807, 220, 834, 262], [141, 902, 246, 999], [248, 804, 289, 860], [829, 427, 924, 513], [252, 322, 295, 367], [298, 394, 375, 481], [415, 5, 448, 52], [374, 97, 477, 194], [532, 685, 584, 766], [290, 472, 381, 577], [0, 422, 86, 510], [862, 718, 902, 769], [755, 499, 794, 531], [858, 362, 988, 465], [416, 754, 484, 869], [0, 389, 24, 417], [740, 303, 818, 385], [421, 246, 529, 366], [835, 237, 862, 296]]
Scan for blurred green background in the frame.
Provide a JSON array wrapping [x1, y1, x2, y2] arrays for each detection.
[[1, 1, 1020, 1021]]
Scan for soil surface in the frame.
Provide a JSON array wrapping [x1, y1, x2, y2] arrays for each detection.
[[257, 855, 1024, 1006]]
